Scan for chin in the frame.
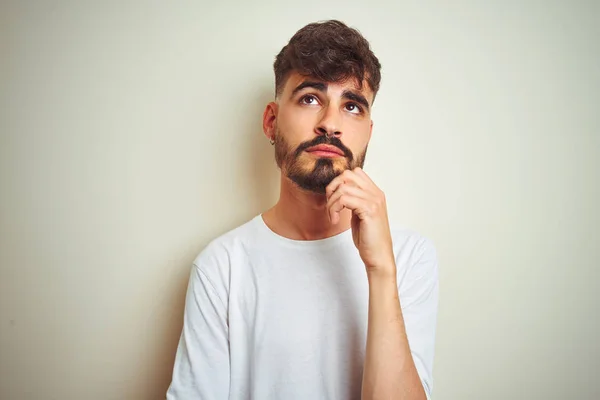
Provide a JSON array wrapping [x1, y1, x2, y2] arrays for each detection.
[[286, 158, 345, 195]]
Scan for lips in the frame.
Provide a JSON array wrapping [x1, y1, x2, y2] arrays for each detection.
[[305, 144, 345, 157]]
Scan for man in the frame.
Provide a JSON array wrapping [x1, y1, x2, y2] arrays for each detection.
[[167, 20, 438, 400]]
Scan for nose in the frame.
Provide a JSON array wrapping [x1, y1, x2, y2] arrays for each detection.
[[315, 105, 342, 138]]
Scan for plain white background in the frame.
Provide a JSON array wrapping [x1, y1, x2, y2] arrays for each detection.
[[1, 1, 598, 399]]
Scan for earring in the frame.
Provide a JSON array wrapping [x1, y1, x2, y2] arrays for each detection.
[[269, 137, 275, 145]]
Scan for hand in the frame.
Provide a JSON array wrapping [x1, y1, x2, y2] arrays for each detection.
[[326, 168, 395, 274]]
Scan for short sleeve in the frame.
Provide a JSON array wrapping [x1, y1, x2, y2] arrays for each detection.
[[166, 263, 230, 399], [398, 237, 439, 399]]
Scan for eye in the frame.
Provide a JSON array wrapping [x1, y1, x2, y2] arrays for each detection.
[[300, 94, 319, 105], [345, 103, 362, 114]]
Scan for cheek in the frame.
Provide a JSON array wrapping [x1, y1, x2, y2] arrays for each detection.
[[279, 107, 316, 136], [345, 125, 371, 152]]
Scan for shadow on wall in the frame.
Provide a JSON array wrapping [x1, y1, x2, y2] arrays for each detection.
[[150, 86, 279, 399]]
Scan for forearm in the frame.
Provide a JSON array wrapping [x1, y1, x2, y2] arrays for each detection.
[[361, 266, 426, 400]]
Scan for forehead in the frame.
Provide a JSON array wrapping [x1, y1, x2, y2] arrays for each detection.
[[283, 71, 374, 101]]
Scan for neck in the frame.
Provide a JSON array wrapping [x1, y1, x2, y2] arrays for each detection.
[[262, 175, 352, 241]]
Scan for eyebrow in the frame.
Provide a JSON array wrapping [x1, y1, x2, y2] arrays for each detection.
[[291, 80, 371, 112], [342, 90, 370, 111], [291, 81, 328, 96]]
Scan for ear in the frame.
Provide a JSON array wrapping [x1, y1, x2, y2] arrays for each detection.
[[262, 102, 278, 140]]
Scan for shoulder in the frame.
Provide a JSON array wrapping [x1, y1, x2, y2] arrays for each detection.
[[389, 224, 437, 261], [190, 215, 262, 288], [389, 224, 439, 283], [193, 217, 258, 267]]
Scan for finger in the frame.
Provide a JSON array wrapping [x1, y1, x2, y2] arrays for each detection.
[[353, 167, 372, 183], [326, 174, 351, 200], [328, 194, 366, 225], [326, 170, 364, 200], [352, 167, 379, 192], [328, 196, 344, 224], [327, 186, 368, 224], [327, 183, 368, 208]]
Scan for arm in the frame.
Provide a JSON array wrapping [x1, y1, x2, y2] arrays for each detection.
[[362, 267, 426, 399], [326, 168, 438, 400], [166, 264, 230, 400], [363, 245, 438, 400]]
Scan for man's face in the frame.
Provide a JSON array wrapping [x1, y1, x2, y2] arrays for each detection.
[[270, 72, 374, 194]]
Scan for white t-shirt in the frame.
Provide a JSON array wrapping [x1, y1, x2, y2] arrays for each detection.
[[167, 215, 439, 400]]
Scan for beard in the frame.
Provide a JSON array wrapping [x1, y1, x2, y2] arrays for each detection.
[[274, 130, 368, 194]]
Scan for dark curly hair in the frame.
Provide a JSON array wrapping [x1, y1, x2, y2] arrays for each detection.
[[274, 20, 381, 99]]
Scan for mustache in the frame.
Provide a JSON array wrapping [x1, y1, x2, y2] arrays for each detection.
[[293, 135, 353, 161]]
